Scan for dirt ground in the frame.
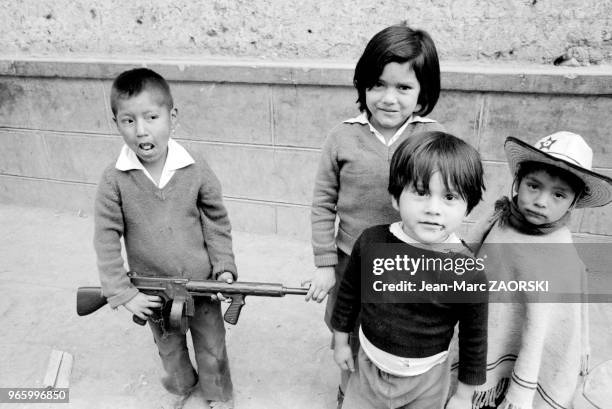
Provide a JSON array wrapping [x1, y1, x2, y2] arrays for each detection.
[[0, 204, 336, 409], [1, 204, 611, 409]]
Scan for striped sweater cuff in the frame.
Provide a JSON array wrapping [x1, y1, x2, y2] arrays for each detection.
[[314, 253, 338, 268], [106, 286, 140, 309]]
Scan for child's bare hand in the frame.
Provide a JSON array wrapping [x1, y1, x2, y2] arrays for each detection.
[[333, 343, 355, 372], [333, 331, 354, 372], [123, 292, 162, 321], [304, 266, 335, 303], [216, 271, 234, 283], [445, 381, 474, 409], [213, 272, 234, 302]]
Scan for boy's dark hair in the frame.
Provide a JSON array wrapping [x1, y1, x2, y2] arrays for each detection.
[[110, 68, 174, 116], [354, 24, 440, 117], [388, 131, 485, 214], [515, 161, 585, 203]]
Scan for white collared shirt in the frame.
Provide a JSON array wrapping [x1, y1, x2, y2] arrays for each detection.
[[344, 112, 436, 147], [115, 138, 195, 188], [389, 222, 461, 247], [359, 327, 449, 377]]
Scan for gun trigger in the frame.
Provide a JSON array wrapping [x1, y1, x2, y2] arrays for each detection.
[[133, 315, 147, 326]]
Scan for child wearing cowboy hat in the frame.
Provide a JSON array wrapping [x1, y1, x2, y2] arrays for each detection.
[[463, 131, 612, 409]]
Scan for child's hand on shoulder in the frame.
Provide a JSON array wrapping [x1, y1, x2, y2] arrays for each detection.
[[123, 292, 162, 321], [213, 271, 234, 302], [445, 381, 475, 409], [304, 266, 335, 303]]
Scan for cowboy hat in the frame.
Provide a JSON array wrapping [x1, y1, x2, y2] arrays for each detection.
[[505, 131, 612, 208]]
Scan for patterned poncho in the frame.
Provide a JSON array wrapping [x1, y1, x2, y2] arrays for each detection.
[[465, 198, 589, 409]]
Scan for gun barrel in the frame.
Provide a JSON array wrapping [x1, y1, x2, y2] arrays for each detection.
[[128, 274, 310, 297], [283, 286, 310, 295], [185, 281, 291, 297]]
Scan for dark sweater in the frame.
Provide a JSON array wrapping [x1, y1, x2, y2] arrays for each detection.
[[94, 157, 236, 308], [331, 224, 488, 385]]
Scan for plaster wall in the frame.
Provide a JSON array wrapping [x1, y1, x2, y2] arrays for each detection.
[[1, 58, 611, 241], [2, 0, 612, 65]]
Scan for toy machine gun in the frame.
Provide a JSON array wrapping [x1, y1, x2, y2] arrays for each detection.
[[77, 272, 309, 333]]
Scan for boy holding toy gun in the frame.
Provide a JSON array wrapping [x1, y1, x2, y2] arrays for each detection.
[[94, 67, 235, 409]]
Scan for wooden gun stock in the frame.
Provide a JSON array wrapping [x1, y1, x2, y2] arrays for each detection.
[[76, 287, 108, 316]]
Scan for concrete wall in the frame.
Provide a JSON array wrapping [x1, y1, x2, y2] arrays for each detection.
[[1, 58, 611, 241], [2, 1, 612, 65]]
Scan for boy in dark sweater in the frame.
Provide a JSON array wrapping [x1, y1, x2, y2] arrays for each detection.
[[94, 68, 235, 409], [331, 131, 488, 409]]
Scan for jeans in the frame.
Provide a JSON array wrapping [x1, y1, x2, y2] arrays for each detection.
[[149, 297, 233, 401]]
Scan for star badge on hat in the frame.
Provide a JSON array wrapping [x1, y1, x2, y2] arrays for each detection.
[[537, 136, 557, 151]]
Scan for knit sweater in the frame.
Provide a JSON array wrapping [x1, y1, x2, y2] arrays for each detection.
[[311, 119, 444, 267], [94, 156, 237, 308], [331, 224, 488, 385], [466, 217, 589, 409]]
